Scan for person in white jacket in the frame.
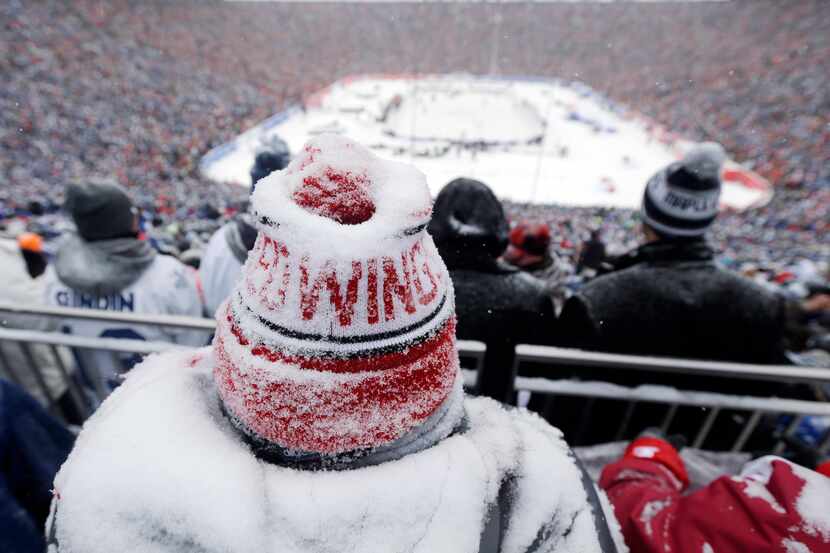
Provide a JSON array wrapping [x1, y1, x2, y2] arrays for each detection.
[[43, 179, 209, 393], [200, 140, 290, 316], [47, 136, 624, 553], [0, 237, 80, 421]]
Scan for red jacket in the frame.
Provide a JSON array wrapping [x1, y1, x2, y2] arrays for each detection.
[[600, 437, 830, 553]]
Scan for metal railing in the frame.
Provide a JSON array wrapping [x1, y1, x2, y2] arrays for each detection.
[[0, 302, 486, 422], [512, 345, 830, 455], [1, 302, 828, 456]]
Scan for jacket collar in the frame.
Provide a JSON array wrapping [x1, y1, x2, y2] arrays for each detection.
[[613, 238, 714, 272]]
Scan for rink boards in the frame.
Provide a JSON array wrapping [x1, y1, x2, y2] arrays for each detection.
[[200, 74, 772, 211]]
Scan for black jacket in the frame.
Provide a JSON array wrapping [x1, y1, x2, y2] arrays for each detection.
[[577, 238, 606, 273], [545, 239, 801, 447], [559, 239, 789, 364], [428, 179, 555, 401]]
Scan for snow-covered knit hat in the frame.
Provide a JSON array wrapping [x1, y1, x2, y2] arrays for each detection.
[[213, 134, 461, 458], [641, 143, 727, 238]]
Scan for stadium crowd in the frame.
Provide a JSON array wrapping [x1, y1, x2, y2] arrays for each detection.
[[2, 1, 829, 277], [4, 133, 830, 553], [2, 2, 830, 552]]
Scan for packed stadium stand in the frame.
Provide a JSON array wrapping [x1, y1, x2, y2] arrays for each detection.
[[1, 2, 830, 552]]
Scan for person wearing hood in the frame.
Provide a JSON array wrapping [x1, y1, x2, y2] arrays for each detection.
[[46, 136, 623, 553], [200, 139, 291, 316], [552, 144, 810, 445], [43, 179, 208, 392], [428, 178, 555, 402]]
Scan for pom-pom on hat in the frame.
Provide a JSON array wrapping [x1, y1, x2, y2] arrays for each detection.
[[213, 134, 460, 457], [641, 142, 727, 238]]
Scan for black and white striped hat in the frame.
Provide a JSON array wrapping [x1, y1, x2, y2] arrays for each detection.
[[642, 143, 727, 237]]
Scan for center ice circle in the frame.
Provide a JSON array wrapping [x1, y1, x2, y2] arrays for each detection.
[[383, 87, 546, 145]]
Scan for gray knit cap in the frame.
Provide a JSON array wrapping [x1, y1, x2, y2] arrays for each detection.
[[641, 142, 727, 237], [64, 179, 137, 242]]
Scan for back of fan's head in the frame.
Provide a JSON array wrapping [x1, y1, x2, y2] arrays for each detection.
[[64, 179, 137, 242]]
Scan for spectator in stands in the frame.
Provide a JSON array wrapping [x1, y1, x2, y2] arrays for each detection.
[[600, 428, 830, 553], [502, 221, 554, 273], [46, 136, 621, 553], [558, 144, 795, 364], [549, 145, 822, 446], [576, 229, 606, 275], [0, 237, 81, 423], [17, 232, 47, 278], [428, 178, 555, 401], [0, 379, 75, 553], [43, 179, 208, 392], [200, 139, 291, 316]]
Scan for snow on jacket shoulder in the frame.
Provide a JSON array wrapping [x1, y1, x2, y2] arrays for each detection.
[[600, 437, 830, 553], [48, 349, 624, 553], [558, 240, 788, 364]]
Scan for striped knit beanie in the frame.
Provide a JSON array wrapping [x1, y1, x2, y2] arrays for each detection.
[[213, 134, 461, 457], [641, 143, 727, 237]]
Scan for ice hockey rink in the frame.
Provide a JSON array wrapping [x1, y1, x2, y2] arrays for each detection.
[[200, 74, 771, 211]]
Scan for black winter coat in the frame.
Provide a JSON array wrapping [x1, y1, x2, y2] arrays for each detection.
[[428, 179, 555, 401], [559, 239, 790, 363], [543, 239, 804, 447]]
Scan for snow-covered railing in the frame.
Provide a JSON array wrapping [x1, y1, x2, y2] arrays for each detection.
[[0, 301, 216, 330], [512, 345, 830, 455], [514, 345, 830, 386], [0, 327, 186, 422], [2, 302, 828, 456]]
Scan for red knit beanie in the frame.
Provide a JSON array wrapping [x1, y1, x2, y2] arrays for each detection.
[[213, 135, 459, 455]]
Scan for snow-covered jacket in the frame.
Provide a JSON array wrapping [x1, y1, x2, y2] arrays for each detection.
[[43, 253, 209, 390], [558, 239, 789, 363], [550, 240, 801, 446], [47, 349, 624, 553], [600, 436, 830, 553], [200, 222, 244, 317]]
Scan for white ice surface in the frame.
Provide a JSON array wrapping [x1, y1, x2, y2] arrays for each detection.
[[53, 349, 613, 553], [202, 75, 771, 211]]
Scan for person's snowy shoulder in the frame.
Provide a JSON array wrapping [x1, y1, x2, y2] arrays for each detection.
[[48, 351, 621, 553]]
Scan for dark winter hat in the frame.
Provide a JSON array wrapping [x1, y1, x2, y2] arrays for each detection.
[[250, 136, 291, 188], [641, 143, 727, 238], [64, 179, 137, 242], [428, 178, 509, 264]]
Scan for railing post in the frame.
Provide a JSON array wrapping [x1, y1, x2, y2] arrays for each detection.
[[476, 341, 518, 405], [18, 342, 63, 419]]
